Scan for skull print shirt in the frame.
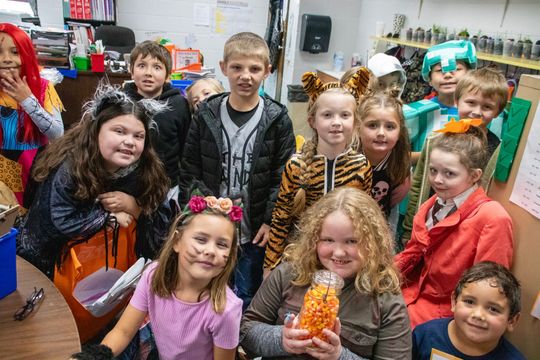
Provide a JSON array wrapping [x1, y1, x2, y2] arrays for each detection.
[[370, 152, 393, 217]]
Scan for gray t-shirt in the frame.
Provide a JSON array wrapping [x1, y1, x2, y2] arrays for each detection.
[[219, 96, 264, 244]]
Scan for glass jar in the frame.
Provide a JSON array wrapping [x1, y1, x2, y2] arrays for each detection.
[[494, 38, 503, 55], [512, 41, 523, 58], [477, 37, 487, 52], [503, 39, 514, 57], [298, 270, 344, 341], [486, 38, 494, 54], [406, 28, 413, 41], [523, 42, 532, 59]]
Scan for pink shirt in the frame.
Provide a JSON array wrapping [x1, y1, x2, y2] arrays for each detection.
[[130, 262, 243, 360]]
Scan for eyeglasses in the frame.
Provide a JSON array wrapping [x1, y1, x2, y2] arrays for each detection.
[[13, 287, 44, 321]]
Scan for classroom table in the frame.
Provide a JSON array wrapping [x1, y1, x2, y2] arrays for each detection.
[[0, 256, 81, 360]]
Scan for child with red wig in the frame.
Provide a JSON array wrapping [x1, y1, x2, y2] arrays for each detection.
[[0, 23, 64, 206]]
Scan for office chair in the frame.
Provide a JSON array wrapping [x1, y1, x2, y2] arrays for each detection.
[[94, 25, 135, 55]]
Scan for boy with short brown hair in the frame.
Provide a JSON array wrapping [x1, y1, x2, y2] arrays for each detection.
[[413, 261, 525, 359], [402, 67, 508, 242], [179, 32, 295, 309], [124, 40, 191, 200]]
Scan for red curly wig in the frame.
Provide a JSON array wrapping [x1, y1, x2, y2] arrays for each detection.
[[0, 23, 45, 145]]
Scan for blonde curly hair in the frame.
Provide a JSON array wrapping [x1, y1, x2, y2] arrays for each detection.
[[284, 187, 401, 294]]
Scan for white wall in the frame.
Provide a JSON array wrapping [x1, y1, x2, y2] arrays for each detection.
[[292, 0, 361, 82], [36, 0, 540, 99], [37, 0, 270, 89], [355, 0, 540, 67], [36, 0, 64, 28], [115, 0, 269, 88], [279, 0, 362, 103]]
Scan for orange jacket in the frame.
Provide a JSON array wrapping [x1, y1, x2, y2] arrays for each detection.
[[394, 187, 513, 328]]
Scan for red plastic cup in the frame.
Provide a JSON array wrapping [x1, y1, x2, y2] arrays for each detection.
[[91, 53, 105, 72]]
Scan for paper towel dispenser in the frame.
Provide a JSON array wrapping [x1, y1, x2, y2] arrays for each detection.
[[300, 14, 331, 54]]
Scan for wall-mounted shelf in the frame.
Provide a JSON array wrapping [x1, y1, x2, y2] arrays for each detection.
[[371, 36, 540, 71], [63, 0, 116, 27], [64, 18, 115, 27]]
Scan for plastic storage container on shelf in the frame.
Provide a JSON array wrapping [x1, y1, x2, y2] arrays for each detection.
[[171, 79, 194, 96], [0, 228, 18, 299]]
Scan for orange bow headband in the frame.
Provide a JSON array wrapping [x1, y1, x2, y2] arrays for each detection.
[[435, 118, 483, 134], [301, 67, 371, 103]]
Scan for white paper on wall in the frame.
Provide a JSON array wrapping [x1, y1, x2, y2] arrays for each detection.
[[510, 104, 540, 219], [193, 3, 210, 27]]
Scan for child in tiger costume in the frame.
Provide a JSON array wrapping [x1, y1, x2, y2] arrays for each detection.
[[264, 68, 373, 274]]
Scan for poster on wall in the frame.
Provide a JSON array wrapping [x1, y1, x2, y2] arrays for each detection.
[[211, 0, 251, 35], [509, 104, 540, 219], [173, 49, 201, 71]]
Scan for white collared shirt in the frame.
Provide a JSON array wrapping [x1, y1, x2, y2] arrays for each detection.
[[426, 184, 478, 229]]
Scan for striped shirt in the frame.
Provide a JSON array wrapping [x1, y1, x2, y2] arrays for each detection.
[[265, 148, 372, 268]]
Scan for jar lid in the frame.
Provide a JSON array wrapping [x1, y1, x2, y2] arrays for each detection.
[[312, 270, 344, 290]]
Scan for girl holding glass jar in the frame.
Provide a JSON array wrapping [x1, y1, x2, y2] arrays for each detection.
[[240, 187, 411, 360]]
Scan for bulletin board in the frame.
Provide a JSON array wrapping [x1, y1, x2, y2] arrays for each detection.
[[487, 74, 540, 358]]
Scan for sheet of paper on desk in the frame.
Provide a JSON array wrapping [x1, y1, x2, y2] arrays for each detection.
[[531, 291, 540, 320], [74, 257, 151, 317]]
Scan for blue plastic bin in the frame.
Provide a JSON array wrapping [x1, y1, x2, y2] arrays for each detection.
[[0, 228, 18, 299], [171, 79, 193, 96]]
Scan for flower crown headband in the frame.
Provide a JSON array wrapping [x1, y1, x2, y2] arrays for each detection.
[[435, 118, 483, 134], [184, 195, 243, 223], [301, 66, 371, 103]]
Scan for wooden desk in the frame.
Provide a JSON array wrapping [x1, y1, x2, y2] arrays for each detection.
[[56, 71, 131, 128], [0, 256, 81, 360]]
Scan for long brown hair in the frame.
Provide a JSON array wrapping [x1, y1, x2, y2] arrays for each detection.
[[356, 87, 410, 186], [285, 187, 400, 294], [151, 211, 239, 313], [32, 88, 169, 214]]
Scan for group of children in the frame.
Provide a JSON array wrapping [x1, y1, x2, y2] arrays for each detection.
[[0, 21, 527, 359]]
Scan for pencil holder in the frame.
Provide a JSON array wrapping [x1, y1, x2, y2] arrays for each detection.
[[73, 56, 90, 71], [91, 53, 105, 72]]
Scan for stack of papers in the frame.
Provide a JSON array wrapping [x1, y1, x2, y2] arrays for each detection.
[[177, 67, 216, 81], [30, 28, 71, 69]]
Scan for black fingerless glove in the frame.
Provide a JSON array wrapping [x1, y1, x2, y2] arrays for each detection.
[[71, 344, 114, 360]]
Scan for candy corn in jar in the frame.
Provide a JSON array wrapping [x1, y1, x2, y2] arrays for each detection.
[[298, 270, 344, 341]]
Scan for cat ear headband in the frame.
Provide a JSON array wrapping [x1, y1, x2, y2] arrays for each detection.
[[435, 118, 483, 134], [82, 83, 168, 129], [301, 66, 371, 103]]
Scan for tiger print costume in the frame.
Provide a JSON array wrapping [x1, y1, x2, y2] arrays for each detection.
[[264, 148, 372, 268]]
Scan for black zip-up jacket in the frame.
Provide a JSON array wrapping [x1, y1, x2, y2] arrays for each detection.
[[179, 92, 295, 239], [124, 82, 191, 186]]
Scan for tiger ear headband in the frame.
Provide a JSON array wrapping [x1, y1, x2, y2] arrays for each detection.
[[301, 66, 372, 103]]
